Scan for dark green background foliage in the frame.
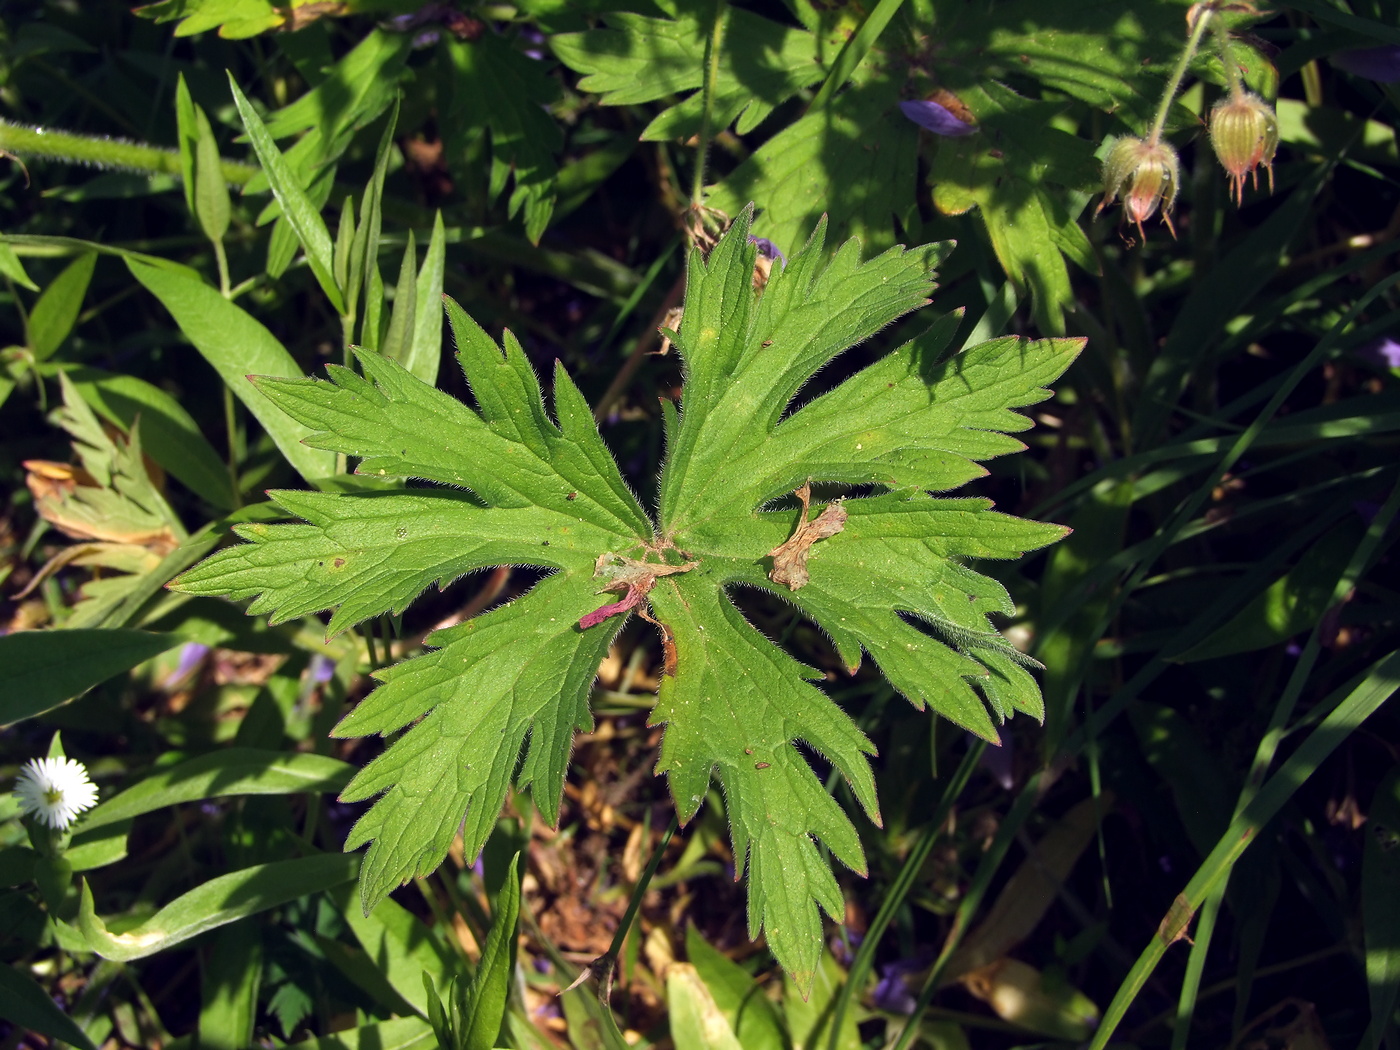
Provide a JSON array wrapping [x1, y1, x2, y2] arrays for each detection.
[[1, 0, 1400, 1048]]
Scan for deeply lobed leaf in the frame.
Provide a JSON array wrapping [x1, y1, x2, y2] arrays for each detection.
[[177, 208, 1078, 989]]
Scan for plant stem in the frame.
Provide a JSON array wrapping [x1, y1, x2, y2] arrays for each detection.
[[1148, 7, 1215, 144], [0, 119, 258, 186], [213, 239, 232, 298], [223, 384, 242, 509], [580, 812, 678, 1005], [1211, 14, 1245, 99], [691, 0, 728, 208]]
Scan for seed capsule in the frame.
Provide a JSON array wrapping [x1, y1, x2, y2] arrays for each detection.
[[1097, 136, 1182, 238], [1209, 91, 1279, 204]]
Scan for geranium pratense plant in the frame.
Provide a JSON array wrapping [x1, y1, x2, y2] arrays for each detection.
[[174, 209, 1079, 989]]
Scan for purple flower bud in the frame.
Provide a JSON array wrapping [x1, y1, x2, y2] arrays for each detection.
[[1354, 500, 1382, 524], [1332, 45, 1400, 83], [1358, 335, 1400, 369], [874, 971, 918, 1014], [899, 100, 975, 137], [748, 236, 786, 264], [173, 642, 210, 682], [309, 654, 336, 684]]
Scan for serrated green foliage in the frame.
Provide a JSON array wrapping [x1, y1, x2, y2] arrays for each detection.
[[564, 0, 1265, 323], [445, 33, 563, 244], [551, 0, 824, 142], [175, 211, 1076, 990], [705, 73, 919, 258], [929, 82, 1099, 336]]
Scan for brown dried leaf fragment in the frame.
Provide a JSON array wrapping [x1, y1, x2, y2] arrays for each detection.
[[579, 552, 697, 629], [768, 482, 847, 591]]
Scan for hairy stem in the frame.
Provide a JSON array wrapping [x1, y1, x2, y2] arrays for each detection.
[[691, 0, 728, 208], [1148, 6, 1215, 144], [1211, 13, 1245, 100], [0, 119, 258, 186]]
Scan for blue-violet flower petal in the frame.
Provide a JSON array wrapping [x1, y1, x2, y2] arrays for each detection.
[[899, 100, 975, 137], [1332, 45, 1400, 82]]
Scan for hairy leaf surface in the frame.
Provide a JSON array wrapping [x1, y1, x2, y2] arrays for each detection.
[[175, 210, 1077, 990]]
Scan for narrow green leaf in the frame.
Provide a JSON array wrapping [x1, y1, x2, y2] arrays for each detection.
[[78, 852, 359, 961], [334, 194, 356, 308], [83, 749, 353, 831], [2, 233, 200, 278], [0, 965, 99, 1050], [282, 1017, 435, 1050], [406, 211, 446, 386], [198, 921, 263, 1050], [193, 104, 231, 244], [809, 0, 906, 111], [684, 927, 786, 1050], [1361, 766, 1400, 1050], [1091, 650, 1400, 1048], [423, 976, 453, 1048], [0, 629, 182, 726], [668, 963, 744, 1050], [462, 852, 521, 1050], [0, 238, 38, 290], [28, 251, 96, 360], [355, 96, 400, 345], [382, 231, 417, 368], [338, 887, 458, 1016], [260, 30, 412, 143], [1171, 520, 1361, 662], [125, 258, 337, 483], [174, 72, 198, 215], [227, 75, 345, 314]]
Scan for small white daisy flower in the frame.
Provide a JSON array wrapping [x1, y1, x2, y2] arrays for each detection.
[[14, 757, 99, 830]]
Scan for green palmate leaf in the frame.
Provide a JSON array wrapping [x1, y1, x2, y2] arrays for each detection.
[[551, 0, 824, 142], [707, 73, 918, 258], [66, 365, 236, 510], [445, 33, 562, 244], [175, 210, 1076, 989], [928, 82, 1099, 337]]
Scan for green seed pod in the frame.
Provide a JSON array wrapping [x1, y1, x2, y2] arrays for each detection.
[[1096, 135, 1181, 238], [1209, 91, 1279, 204]]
